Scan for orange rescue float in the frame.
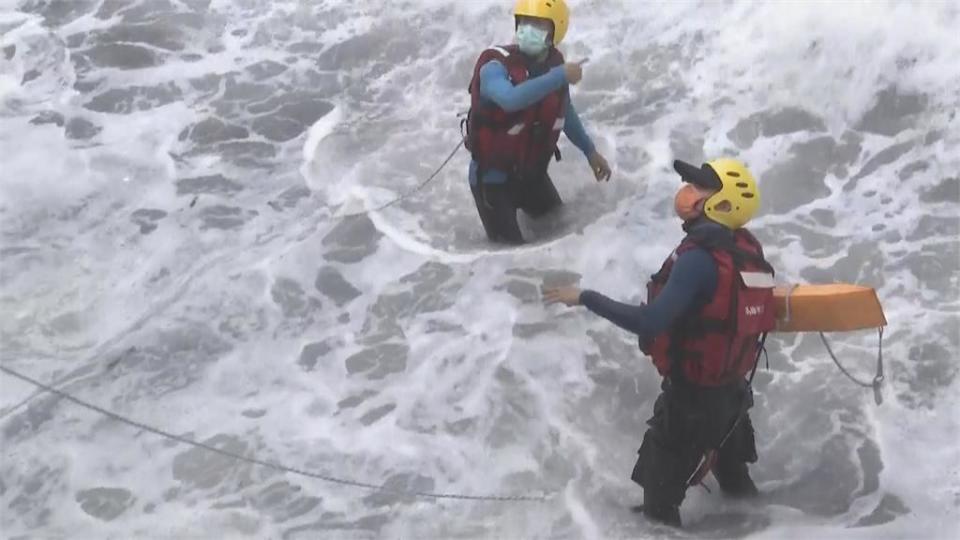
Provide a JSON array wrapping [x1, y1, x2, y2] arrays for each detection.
[[769, 282, 887, 405], [773, 284, 887, 333]]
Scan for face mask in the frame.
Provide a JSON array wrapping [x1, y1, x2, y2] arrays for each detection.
[[516, 24, 549, 57], [674, 184, 713, 221]]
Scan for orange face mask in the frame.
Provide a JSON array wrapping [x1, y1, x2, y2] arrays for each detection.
[[674, 184, 713, 221]]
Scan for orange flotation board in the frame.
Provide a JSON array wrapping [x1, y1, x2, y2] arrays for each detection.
[[774, 284, 887, 333]]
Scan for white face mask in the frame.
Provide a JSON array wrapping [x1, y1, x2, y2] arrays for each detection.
[[516, 23, 549, 56]]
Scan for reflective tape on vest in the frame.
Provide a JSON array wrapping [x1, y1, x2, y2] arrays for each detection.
[[507, 123, 525, 136], [740, 271, 775, 288]]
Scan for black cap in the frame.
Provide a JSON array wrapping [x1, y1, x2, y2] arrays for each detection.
[[673, 160, 722, 191]]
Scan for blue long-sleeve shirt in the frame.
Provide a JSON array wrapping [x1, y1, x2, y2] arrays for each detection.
[[579, 232, 723, 343], [468, 59, 596, 185]]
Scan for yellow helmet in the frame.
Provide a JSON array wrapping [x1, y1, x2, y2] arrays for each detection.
[[514, 0, 570, 45], [672, 158, 761, 229]]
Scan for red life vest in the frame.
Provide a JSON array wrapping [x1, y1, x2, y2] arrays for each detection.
[[642, 228, 777, 387], [464, 45, 567, 179]]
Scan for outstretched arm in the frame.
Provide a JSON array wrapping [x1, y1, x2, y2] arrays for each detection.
[[479, 60, 567, 113], [563, 99, 596, 157], [544, 248, 718, 343], [580, 249, 718, 341], [563, 99, 611, 181]]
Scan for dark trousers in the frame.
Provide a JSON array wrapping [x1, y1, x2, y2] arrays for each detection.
[[631, 378, 759, 527], [470, 173, 562, 244]]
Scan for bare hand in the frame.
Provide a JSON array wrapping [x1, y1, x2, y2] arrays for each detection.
[[543, 285, 582, 307], [588, 151, 611, 182], [563, 58, 588, 85]]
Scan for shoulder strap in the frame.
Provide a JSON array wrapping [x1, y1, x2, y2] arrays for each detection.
[[470, 45, 518, 87], [687, 229, 774, 275]]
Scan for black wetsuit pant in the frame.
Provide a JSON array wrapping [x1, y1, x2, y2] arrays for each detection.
[[470, 172, 562, 244], [631, 378, 759, 527]]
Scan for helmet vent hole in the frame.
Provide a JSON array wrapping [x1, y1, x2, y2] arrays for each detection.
[[736, 182, 749, 188], [742, 193, 754, 198], [546, 1, 553, 6], [727, 171, 741, 178]]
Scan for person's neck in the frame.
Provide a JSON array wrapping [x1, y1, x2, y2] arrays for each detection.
[[682, 217, 729, 235], [522, 49, 549, 63]]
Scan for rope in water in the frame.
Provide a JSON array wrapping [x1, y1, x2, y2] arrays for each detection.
[[0, 364, 551, 502]]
